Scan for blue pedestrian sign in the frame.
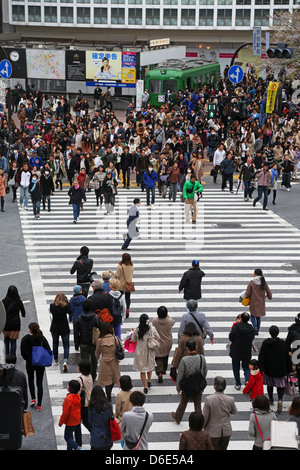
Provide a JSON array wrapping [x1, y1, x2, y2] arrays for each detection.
[[228, 65, 244, 84], [0, 60, 12, 79]]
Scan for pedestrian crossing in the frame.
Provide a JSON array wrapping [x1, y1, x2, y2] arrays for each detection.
[[18, 184, 300, 450]]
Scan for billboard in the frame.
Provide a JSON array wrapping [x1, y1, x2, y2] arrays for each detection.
[[3, 48, 27, 79], [86, 50, 137, 88], [66, 50, 86, 81], [26, 49, 65, 80]]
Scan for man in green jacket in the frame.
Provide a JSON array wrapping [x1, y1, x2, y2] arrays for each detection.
[[182, 174, 203, 224]]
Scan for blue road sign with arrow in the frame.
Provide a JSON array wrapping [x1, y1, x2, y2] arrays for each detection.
[[0, 60, 12, 79], [228, 65, 243, 84]]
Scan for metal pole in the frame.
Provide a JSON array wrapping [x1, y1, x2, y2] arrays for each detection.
[[0, 47, 12, 143]]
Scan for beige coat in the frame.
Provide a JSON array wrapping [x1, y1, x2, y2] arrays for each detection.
[[115, 389, 133, 424], [203, 392, 238, 438], [245, 279, 272, 318], [112, 263, 134, 292], [152, 316, 175, 358], [95, 334, 122, 386], [132, 324, 160, 372], [172, 333, 204, 369], [0, 174, 6, 198]]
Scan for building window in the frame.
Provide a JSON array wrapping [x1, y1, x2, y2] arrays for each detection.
[[128, 0, 143, 4], [217, 9, 232, 25], [272, 9, 286, 24], [94, 7, 107, 23], [254, 9, 269, 25], [236, 0, 251, 4], [77, 7, 90, 23], [181, 9, 195, 25], [199, 8, 214, 25], [77, 0, 90, 3], [44, 6, 57, 22], [111, 7, 125, 24], [164, 0, 178, 4], [235, 8, 250, 25], [128, 8, 142, 24], [94, 0, 107, 3], [218, 0, 232, 5], [12, 5, 25, 21], [60, 6, 73, 22], [146, 0, 160, 4], [274, 0, 289, 3], [146, 8, 160, 24], [111, 0, 125, 4], [255, 0, 270, 4], [199, 0, 214, 4], [28, 5, 41, 22], [182, 0, 196, 4], [163, 9, 177, 25]]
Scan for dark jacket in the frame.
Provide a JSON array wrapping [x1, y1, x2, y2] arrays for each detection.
[[258, 337, 293, 378], [179, 267, 206, 300], [28, 180, 42, 202], [0, 366, 28, 410], [229, 322, 255, 361], [70, 294, 86, 322], [221, 158, 235, 175], [70, 255, 93, 284], [49, 303, 72, 336], [88, 288, 113, 314], [88, 405, 113, 449], [286, 321, 300, 353], [68, 185, 86, 205], [2, 297, 26, 332], [239, 163, 255, 182], [20, 334, 51, 367], [73, 311, 102, 349], [40, 173, 54, 196]]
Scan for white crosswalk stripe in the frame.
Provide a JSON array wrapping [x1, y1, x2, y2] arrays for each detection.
[[19, 186, 300, 450]]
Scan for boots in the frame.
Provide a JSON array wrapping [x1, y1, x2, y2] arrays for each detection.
[[1, 198, 4, 212]]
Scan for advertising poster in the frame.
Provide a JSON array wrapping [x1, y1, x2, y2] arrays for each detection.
[[266, 82, 279, 114], [86, 51, 122, 82], [122, 52, 137, 84], [66, 50, 86, 81]]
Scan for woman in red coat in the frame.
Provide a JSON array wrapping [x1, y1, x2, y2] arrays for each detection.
[[243, 359, 263, 402]]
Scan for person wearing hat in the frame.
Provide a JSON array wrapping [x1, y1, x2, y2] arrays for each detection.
[[253, 163, 270, 211], [102, 272, 111, 294], [182, 174, 203, 224], [70, 246, 94, 298], [29, 150, 43, 171], [178, 260, 206, 309]]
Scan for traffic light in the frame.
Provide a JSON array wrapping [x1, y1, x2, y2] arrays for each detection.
[[267, 43, 294, 59], [208, 102, 217, 118]]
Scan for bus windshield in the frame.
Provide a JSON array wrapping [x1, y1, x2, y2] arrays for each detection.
[[162, 79, 178, 93], [148, 79, 161, 94]]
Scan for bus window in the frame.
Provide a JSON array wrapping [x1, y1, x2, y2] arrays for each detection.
[[148, 79, 161, 94], [162, 79, 178, 93]]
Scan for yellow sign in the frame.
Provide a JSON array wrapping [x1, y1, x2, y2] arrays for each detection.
[[266, 82, 279, 114], [122, 68, 136, 84]]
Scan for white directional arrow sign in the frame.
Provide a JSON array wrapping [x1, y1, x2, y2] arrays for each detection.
[[0, 60, 12, 79], [228, 65, 243, 85]]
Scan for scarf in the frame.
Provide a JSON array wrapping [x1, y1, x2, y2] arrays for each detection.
[[253, 276, 262, 286], [30, 179, 38, 192]]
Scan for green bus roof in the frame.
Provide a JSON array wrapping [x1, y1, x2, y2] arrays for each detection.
[[146, 59, 220, 77]]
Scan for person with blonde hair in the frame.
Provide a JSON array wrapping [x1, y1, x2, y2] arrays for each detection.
[[50, 292, 72, 371]]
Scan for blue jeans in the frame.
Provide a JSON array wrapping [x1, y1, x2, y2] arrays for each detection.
[[64, 424, 81, 450], [254, 186, 268, 209], [52, 332, 70, 362], [19, 186, 29, 207], [232, 358, 250, 387], [146, 186, 155, 206], [251, 315, 261, 332], [32, 200, 40, 215], [72, 203, 81, 221]]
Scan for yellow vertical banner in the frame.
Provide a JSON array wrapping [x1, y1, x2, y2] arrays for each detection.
[[266, 82, 279, 114]]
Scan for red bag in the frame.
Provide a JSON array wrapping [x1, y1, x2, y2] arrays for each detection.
[[124, 334, 137, 353], [110, 418, 121, 442], [95, 307, 113, 323]]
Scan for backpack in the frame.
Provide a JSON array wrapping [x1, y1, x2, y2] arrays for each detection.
[[95, 307, 113, 324], [111, 293, 123, 327]]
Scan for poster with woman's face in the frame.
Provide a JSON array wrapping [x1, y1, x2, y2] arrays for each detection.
[[86, 51, 122, 81]]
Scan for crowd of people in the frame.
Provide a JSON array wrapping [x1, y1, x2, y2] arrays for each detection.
[[1, 255, 300, 450], [0, 64, 300, 450]]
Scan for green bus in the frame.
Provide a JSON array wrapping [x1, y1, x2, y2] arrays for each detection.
[[145, 59, 220, 107]]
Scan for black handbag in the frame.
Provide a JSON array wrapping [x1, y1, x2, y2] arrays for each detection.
[[210, 168, 217, 177], [180, 355, 207, 398], [114, 335, 125, 361]]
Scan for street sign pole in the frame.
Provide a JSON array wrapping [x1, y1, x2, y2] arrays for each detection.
[[0, 57, 13, 143]]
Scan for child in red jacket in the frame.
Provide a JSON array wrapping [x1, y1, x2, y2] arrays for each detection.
[[243, 359, 264, 402], [59, 380, 83, 450]]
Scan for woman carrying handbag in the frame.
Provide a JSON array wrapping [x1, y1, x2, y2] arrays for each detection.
[[110, 253, 134, 318]]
